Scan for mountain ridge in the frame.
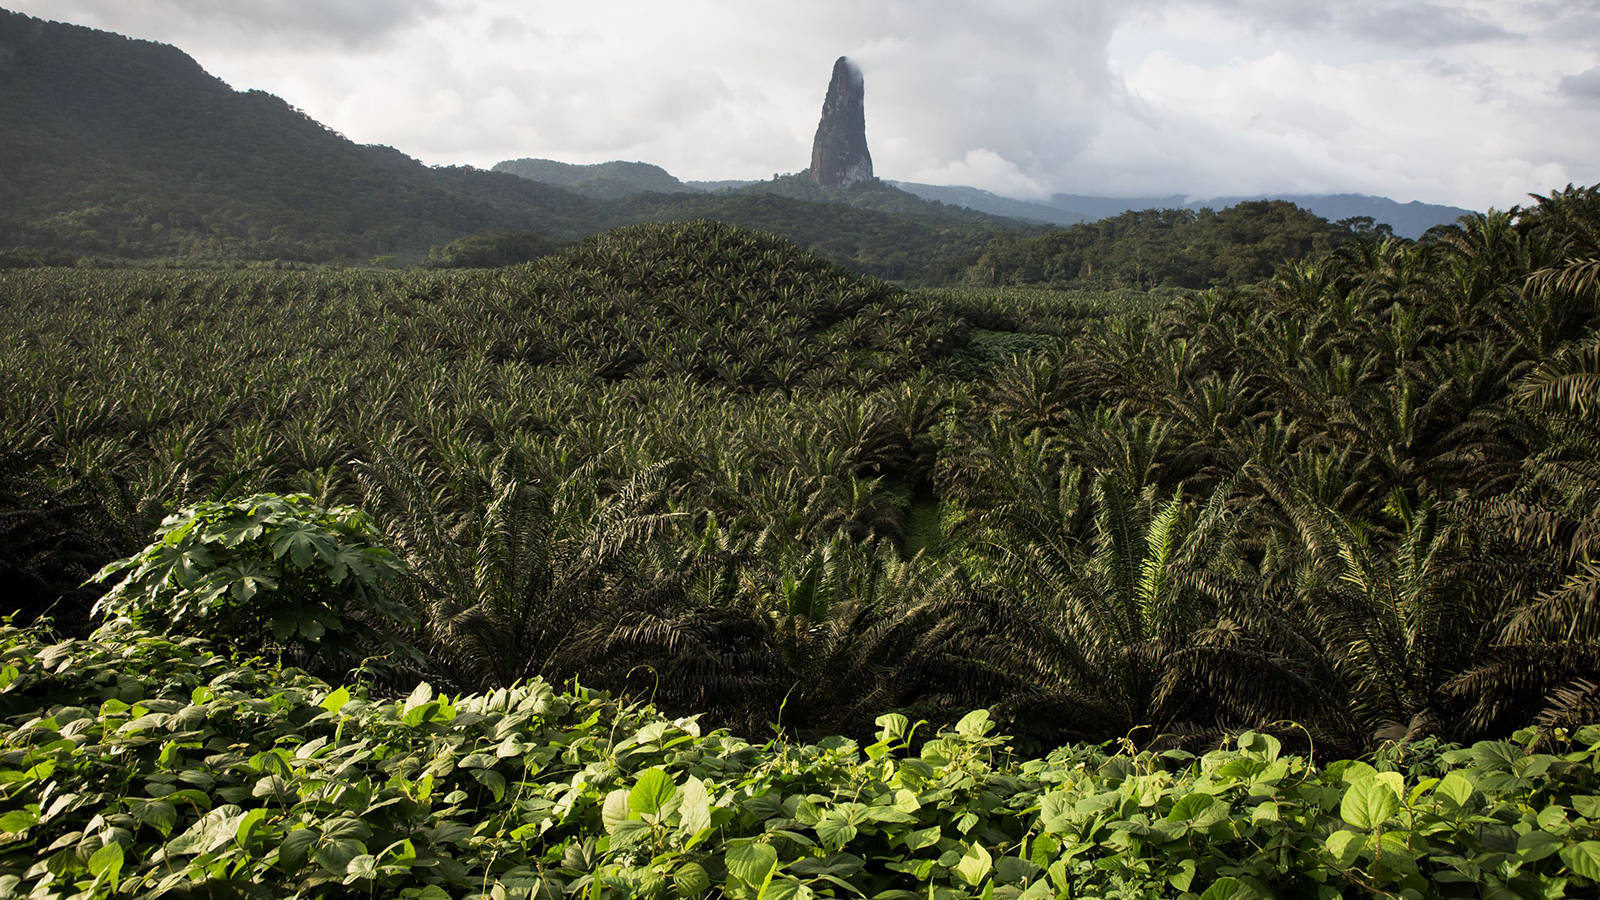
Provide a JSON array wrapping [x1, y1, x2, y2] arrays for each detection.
[[890, 183, 1472, 239]]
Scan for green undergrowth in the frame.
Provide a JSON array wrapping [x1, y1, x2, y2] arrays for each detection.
[[3, 625, 1600, 899]]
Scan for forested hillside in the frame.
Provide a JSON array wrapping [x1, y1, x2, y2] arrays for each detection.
[[0, 11, 602, 263], [961, 200, 1358, 289], [492, 158, 696, 200]]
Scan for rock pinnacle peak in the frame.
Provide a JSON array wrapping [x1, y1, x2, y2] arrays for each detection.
[[809, 56, 873, 188]]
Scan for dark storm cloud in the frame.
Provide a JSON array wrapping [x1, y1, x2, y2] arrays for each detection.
[[1560, 66, 1600, 101]]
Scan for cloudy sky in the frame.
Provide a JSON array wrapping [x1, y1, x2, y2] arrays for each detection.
[[15, 0, 1600, 209]]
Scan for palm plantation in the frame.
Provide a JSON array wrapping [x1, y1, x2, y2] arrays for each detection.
[[3, 191, 1600, 758]]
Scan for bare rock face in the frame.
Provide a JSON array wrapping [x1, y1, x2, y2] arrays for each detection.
[[809, 56, 873, 187]]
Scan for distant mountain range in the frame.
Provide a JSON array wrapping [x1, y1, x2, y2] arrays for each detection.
[[889, 184, 1473, 239], [486, 161, 1470, 240]]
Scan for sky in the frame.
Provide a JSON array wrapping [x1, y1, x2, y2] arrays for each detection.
[[13, 0, 1600, 210]]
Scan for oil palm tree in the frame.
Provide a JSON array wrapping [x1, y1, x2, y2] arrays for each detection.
[[1451, 335, 1600, 734], [1265, 487, 1496, 745], [971, 472, 1326, 745], [358, 441, 682, 691]]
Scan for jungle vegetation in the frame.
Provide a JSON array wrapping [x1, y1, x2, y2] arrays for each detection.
[[3, 181, 1599, 760], [6, 624, 1600, 898]]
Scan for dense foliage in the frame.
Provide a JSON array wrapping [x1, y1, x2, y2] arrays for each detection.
[[89, 493, 414, 670], [961, 201, 1355, 289], [422, 232, 562, 270], [4, 186, 1600, 760], [6, 625, 1600, 899], [492, 159, 696, 200]]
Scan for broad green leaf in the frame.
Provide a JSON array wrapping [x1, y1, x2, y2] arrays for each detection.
[[763, 876, 808, 900], [314, 839, 367, 875], [0, 809, 37, 834], [382, 838, 417, 864], [168, 804, 244, 856], [1167, 792, 1215, 823], [815, 812, 858, 849], [235, 807, 268, 846], [1018, 879, 1055, 900], [1251, 801, 1281, 825], [319, 686, 351, 713], [270, 520, 338, 569], [1341, 778, 1399, 830], [1537, 804, 1569, 833], [876, 713, 910, 743], [1325, 830, 1367, 866], [1237, 731, 1281, 762], [1574, 795, 1600, 820], [1168, 858, 1197, 891], [955, 843, 992, 887], [1519, 830, 1563, 863], [1375, 771, 1405, 806], [278, 828, 318, 872], [88, 841, 123, 882], [1434, 771, 1473, 807], [1335, 760, 1377, 784], [901, 824, 941, 851], [1470, 740, 1521, 772], [601, 789, 631, 834], [1200, 876, 1251, 900], [679, 777, 712, 842], [130, 799, 177, 837], [726, 842, 778, 887], [470, 768, 506, 802], [343, 854, 378, 884], [675, 862, 711, 898], [628, 767, 677, 818], [404, 682, 433, 711], [1039, 792, 1073, 833], [956, 709, 993, 739], [995, 856, 1038, 886], [1561, 841, 1600, 881], [252, 773, 291, 801]]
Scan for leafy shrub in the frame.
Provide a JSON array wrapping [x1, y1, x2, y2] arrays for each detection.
[[3, 625, 1600, 899], [90, 493, 413, 663]]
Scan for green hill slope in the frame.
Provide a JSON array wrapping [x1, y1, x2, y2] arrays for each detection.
[[0, 10, 601, 263], [492, 158, 696, 200], [962, 200, 1355, 289]]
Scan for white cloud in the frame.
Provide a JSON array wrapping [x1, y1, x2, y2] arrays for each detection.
[[910, 149, 1049, 198], [6, 0, 1599, 209]]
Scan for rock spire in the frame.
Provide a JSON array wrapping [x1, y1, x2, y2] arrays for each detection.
[[809, 56, 873, 187]]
